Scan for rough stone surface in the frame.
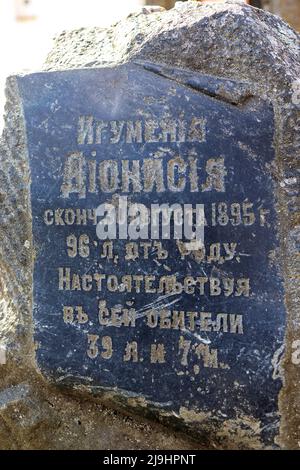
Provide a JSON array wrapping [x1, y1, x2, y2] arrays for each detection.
[[0, 0, 299, 449]]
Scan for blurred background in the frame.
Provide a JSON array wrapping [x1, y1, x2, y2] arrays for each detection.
[[0, 0, 299, 130]]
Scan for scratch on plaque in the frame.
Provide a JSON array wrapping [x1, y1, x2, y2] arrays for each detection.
[[135, 60, 254, 106]]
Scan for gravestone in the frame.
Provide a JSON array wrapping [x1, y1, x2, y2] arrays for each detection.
[[0, 0, 299, 450]]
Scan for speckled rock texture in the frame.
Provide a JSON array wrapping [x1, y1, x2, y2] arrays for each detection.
[[0, 0, 299, 449]]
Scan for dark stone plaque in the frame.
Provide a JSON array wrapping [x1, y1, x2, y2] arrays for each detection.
[[17, 63, 285, 444]]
